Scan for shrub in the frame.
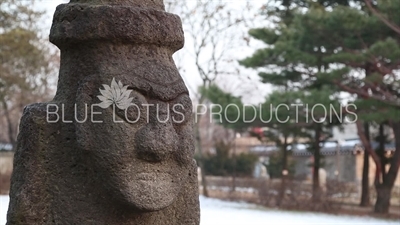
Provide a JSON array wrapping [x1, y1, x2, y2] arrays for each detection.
[[265, 150, 295, 178], [200, 141, 258, 177]]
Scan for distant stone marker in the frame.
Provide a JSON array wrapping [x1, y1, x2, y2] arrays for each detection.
[[7, 0, 200, 224]]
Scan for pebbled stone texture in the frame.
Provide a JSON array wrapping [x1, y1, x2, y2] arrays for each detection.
[[7, 0, 200, 224]]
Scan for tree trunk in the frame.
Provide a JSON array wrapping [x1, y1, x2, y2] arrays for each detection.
[[373, 121, 400, 213], [374, 184, 391, 214], [356, 120, 399, 214], [277, 134, 288, 207], [194, 119, 209, 197], [378, 124, 387, 181], [312, 125, 321, 202], [1, 99, 16, 147], [231, 131, 237, 192], [360, 151, 370, 206], [360, 122, 370, 206]]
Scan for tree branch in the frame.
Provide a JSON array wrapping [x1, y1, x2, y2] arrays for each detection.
[[364, 0, 400, 35]]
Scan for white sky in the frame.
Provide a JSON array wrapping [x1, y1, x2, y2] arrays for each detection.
[[34, 0, 270, 104]]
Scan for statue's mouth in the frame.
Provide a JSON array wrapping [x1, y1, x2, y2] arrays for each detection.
[[134, 171, 185, 187], [123, 172, 183, 211], [136, 172, 175, 182]]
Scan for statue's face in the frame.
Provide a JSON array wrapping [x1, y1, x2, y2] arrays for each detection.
[[75, 76, 194, 211]]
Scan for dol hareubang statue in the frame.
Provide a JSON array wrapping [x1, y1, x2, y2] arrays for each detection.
[[7, 0, 200, 224]]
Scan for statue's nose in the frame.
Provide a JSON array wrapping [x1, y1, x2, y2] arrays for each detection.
[[135, 115, 178, 163]]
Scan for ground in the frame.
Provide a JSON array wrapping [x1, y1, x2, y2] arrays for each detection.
[[0, 195, 398, 224], [200, 196, 399, 225]]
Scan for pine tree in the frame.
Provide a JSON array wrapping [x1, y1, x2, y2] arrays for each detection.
[[0, 0, 56, 146], [239, 3, 346, 202], [296, 1, 400, 213]]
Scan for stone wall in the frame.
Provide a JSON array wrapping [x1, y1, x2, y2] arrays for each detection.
[[324, 153, 356, 182], [201, 175, 400, 207], [294, 154, 357, 183]]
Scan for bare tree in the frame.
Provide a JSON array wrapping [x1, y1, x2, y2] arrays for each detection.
[[166, 1, 262, 196], [0, 0, 58, 147]]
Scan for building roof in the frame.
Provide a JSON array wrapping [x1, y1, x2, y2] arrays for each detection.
[[0, 143, 13, 151], [248, 138, 395, 157]]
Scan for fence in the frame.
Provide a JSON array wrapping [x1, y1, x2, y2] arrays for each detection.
[[201, 176, 400, 211]]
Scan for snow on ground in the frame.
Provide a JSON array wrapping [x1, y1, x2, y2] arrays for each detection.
[[0, 195, 398, 225], [0, 196, 8, 225], [200, 196, 399, 225]]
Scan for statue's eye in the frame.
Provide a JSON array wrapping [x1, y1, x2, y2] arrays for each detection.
[[115, 90, 148, 124]]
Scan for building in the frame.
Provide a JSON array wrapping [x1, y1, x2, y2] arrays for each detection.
[[0, 143, 12, 151]]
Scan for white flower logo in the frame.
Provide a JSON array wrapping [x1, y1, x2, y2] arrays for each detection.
[[97, 78, 133, 110]]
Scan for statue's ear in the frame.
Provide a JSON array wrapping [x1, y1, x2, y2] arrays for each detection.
[[8, 102, 57, 223]]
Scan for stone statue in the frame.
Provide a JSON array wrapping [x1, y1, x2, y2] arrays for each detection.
[[6, 0, 200, 224]]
